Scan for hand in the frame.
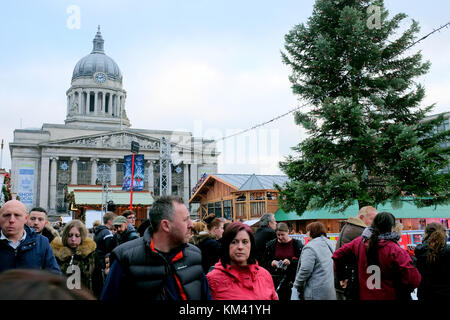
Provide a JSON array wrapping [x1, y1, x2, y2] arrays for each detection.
[[282, 259, 290, 267], [271, 260, 279, 268], [105, 256, 110, 275], [340, 279, 348, 289]]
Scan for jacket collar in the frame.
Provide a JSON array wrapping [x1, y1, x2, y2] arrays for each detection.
[[346, 216, 367, 228], [214, 260, 260, 281]]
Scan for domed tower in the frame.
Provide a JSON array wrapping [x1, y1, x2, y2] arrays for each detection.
[[65, 26, 130, 128]]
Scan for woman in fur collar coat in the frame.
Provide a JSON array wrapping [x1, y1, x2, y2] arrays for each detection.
[[51, 220, 96, 293]]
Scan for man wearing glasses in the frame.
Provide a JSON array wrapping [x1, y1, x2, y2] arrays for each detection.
[[122, 210, 137, 227]]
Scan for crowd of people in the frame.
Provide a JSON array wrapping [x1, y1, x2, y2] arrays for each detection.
[[0, 197, 449, 301]]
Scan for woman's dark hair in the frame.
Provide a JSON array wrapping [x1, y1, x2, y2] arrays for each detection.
[[306, 221, 327, 238], [220, 222, 257, 267], [367, 212, 396, 266], [424, 222, 446, 264], [0, 269, 95, 300], [203, 214, 223, 232]]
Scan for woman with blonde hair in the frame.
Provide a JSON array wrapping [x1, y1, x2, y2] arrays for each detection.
[[51, 220, 96, 293], [415, 222, 450, 300]]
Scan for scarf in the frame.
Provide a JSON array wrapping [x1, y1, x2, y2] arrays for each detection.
[[361, 227, 401, 242]]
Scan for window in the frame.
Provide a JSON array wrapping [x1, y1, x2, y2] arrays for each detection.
[[214, 202, 222, 217]]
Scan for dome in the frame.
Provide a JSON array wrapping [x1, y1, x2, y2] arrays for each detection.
[[71, 27, 122, 82]]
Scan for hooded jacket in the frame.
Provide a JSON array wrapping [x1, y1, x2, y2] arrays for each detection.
[[333, 236, 421, 300], [414, 240, 450, 300], [193, 231, 221, 273], [207, 261, 278, 300], [93, 225, 116, 268], [51, 237, 96, 291], [0, 225, 61, 274]]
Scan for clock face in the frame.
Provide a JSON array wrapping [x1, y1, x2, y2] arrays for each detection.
[[95, 73, 106, 83]]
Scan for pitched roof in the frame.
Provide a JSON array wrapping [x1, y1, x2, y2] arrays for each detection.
[[214, 173, 289, 190]]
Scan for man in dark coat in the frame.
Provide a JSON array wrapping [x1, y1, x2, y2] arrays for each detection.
[[254, 213, 277, 263], [92, 211, 116, 298], [0, 200, 61, 274], [334, 206, 377, 300], [101, 196, 211, 301], [113, 215, 139, 245]]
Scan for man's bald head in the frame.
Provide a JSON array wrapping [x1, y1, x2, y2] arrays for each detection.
[[0, 200, 27, 215], [357, 206, 377, 227], [0, 200, 28, 241]]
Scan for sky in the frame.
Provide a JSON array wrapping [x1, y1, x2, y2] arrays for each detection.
[[0, 0, 449, 176]]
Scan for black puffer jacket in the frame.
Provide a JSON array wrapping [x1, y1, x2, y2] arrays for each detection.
[[415, 240, 450, 300], [104, 227, 207, 300]]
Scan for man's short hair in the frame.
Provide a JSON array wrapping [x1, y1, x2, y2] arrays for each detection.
[[103, 212, 117, 224], [259, 213, 274, 227], [149, 196, 184, 233], [29, 207, 47, 215]]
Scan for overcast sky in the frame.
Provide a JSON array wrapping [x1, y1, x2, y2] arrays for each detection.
[[0, 0, 449, 175]]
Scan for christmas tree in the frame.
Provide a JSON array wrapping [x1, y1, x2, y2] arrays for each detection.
[[278, 0, 449, 214]]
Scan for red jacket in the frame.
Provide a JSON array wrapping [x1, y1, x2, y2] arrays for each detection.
[[206, 261, 278, 300], [332, 236, 421, 300]]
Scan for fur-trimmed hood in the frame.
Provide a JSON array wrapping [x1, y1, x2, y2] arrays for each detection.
[[51, 237, 96, 261], [346, 216, 367, 228]]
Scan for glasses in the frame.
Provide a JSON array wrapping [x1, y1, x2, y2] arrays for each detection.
[[127, 216, 136, 220]]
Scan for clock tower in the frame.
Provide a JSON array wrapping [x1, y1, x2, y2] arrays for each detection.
[[65, 26, 130, 128]]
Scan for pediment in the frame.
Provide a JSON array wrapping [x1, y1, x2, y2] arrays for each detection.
[[40, 130, 161, 151]]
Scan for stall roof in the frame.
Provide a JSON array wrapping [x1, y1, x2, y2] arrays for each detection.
[[276, 200, 450, 221], [68, 185, 154, 206]]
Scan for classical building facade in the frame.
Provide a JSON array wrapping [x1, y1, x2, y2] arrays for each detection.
[[9, 28, 218, 218]]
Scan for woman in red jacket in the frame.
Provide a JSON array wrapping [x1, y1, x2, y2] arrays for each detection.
[[332, 212, 421, 300], [207, 222, 278, 300]]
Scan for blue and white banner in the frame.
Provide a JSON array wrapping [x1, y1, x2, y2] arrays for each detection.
[[18, 162, 35, 206], [122, 154, 145, 191]]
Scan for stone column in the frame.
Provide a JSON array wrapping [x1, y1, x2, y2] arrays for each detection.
[[88, 91, 92, 112], [183, 163, 189, 206], [91, 158, 98, 185], [71, 157, 79, 184], [39, 156, 50, 210], [190, 163, 198, 190], [110, 159, 117, 186], [147, 160, 154, 194], [49, 157, 58, 213], [102, 92, 106, 114], [108, 92, 112, 115], [94, 91, 98, 114], [78, 90, 82, 114]]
